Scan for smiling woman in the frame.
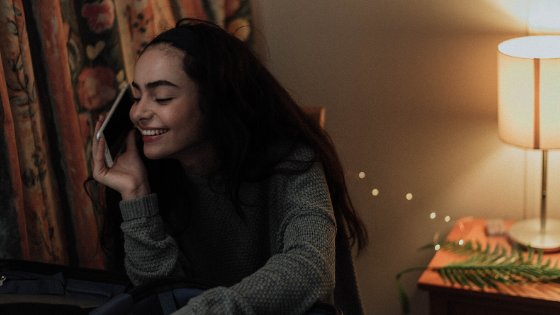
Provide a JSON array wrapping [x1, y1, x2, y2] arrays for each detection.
[[90, 18, 368, 315]]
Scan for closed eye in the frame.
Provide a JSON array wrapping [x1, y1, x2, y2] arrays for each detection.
[[156, 98, 173, 104]]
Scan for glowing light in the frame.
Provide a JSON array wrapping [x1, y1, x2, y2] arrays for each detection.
[[434, 244, 441, 251], [405, 193, 413, 200], [371, 188, 379, 196], [458, 239, 464, 246], [444, 215, 451, 223], [498, 36, 560, 149], [429, 212, 437, 220], [358, 172, 366, 179]]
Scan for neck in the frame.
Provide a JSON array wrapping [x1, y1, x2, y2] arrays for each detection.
[[176, 142, 218, 176]]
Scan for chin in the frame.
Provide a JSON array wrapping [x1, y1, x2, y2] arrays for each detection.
[[143, 149, 169, 160]]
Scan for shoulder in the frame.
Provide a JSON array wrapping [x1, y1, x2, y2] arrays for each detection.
[[272, 143, 317, 171], [266, 143, 333, 217]]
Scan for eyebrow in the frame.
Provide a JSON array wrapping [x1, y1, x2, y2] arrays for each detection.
[[131, 80, 179, 90]]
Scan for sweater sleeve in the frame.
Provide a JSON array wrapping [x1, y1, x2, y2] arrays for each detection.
[[119, 194, 186, 284], [175, 160, 337, 315]]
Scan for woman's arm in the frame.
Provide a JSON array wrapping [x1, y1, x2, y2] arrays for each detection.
[[119, 194, 186, 284]]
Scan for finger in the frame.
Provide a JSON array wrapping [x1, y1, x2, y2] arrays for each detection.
[[92, 136, 108, 178], [92, 118, 102, 154], [124, 129, 138, 154]]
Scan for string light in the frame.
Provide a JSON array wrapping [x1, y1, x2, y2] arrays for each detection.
[[352, 172, 455, 250]]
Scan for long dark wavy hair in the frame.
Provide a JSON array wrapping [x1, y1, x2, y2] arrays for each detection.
[[99, 18, 368, 270]]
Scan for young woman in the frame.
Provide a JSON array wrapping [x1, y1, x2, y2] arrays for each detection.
[[92, 18, 368, 315]]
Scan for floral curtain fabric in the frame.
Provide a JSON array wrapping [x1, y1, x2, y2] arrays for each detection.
[[0, 0, 252, 269]]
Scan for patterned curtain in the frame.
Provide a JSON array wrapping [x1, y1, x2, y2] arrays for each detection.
[[0, 0, 252, 270]]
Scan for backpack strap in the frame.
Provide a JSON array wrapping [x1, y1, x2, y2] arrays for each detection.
[[158, 291, 176, 314], [89, 293, 134, 315]]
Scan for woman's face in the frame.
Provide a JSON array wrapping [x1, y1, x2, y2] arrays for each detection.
[[131, 44, 209, 166]]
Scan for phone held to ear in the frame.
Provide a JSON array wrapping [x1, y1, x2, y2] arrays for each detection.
[[96, 84, 134, 167]]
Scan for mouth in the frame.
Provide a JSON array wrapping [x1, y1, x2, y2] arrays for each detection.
[[138, 128, 169, 136]]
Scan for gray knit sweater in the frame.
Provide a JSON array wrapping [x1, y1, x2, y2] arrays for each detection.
[[118, 148, 348, 314]]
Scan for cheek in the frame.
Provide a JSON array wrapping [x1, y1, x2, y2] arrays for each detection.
[[176, 101, 202, 125], [176, 110, 205, 141]]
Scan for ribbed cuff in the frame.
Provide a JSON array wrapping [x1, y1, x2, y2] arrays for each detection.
[[119, 193, 159, 221]]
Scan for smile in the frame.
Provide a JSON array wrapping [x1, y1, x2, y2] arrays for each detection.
[[139, 128, 169, 136]]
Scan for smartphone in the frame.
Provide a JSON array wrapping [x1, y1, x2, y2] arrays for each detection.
[[95, 84, 134, 167]]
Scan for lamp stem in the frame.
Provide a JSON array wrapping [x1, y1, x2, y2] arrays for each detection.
[[541, 149, 548, 233]]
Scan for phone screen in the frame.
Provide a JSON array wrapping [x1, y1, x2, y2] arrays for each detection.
[[96, 85, 134, 166]]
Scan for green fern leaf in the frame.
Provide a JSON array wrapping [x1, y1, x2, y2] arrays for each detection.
[[433, 240, 560, 289]]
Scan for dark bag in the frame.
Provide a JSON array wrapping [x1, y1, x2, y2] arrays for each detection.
[[0, 259, 130, 315], [91, 277, 339, 315], [91, 278, 203, 315]]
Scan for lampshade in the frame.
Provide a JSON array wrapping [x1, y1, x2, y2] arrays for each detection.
[[498, 36, 560, 150]]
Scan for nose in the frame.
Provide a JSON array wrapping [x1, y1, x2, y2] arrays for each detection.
[[130, 97, 153, 125]]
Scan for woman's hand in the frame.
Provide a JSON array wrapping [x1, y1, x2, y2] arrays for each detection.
[[92, 117, 151, 200]]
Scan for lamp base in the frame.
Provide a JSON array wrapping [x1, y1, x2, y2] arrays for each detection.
[[508, 218, 560, 252]]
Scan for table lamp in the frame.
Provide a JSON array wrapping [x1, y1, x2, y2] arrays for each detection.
[[498, 35, 560, 251]]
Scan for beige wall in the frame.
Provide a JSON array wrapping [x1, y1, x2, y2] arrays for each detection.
[[250, 1, 560, 314]]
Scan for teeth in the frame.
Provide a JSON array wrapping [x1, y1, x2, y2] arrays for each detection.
[[140, 129, 168, 136]]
